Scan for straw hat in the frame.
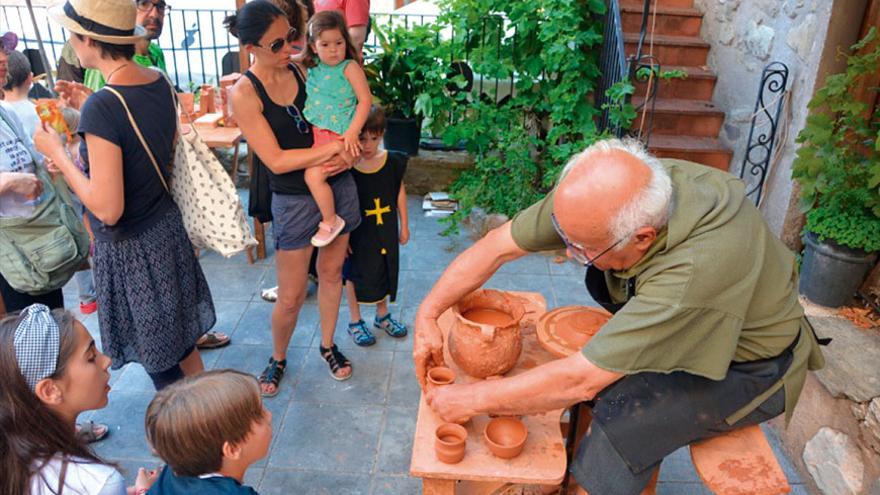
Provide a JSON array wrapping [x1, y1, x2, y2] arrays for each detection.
[[49, 0, 146, 45]]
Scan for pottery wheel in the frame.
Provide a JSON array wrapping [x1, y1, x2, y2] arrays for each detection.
[[536, 306, 612, 358]]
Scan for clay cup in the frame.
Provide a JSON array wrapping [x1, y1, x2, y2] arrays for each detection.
[[427, 366, 456, 389], [484, 417, 528, 459], [435, 423, 468, 464]]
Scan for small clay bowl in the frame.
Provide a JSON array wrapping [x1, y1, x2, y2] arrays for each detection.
[[427, 366, 456, 387], [435, 423, 468, 464], [484, 417, 528, 459]]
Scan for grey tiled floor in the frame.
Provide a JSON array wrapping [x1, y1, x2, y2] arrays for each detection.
[[64, 196, 810, 494]]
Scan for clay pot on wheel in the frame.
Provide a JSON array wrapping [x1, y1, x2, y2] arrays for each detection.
[[484, 417, 528, 459], [449, 289, 525, 378], [435, 423, 468, 464]]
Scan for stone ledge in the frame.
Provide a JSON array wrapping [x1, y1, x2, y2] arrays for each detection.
[[403, 150, 472, 196]]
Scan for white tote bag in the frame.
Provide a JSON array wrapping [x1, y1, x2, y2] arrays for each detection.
[[104, 81, 257, 257]]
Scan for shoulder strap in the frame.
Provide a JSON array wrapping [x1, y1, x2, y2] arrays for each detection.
[[102, 86, 170, 192], [243, 70, 271, 103], [289, 63, 307, 84]]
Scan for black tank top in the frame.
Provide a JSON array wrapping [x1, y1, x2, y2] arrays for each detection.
[[243, 64, 344, 195]]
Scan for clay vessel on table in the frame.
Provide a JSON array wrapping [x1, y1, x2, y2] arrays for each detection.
[[435, 423, 468, 464], [427, 366, 456, 390], [484, 417, 528, 459], [449, 289, 525, 378]]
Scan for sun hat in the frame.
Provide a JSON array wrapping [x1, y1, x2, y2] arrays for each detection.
[[49, 0, 146, 45]]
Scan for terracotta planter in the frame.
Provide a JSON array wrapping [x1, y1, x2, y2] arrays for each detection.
[[435, 423, 467, 464], [178, 93, 195, 122], [449, 289, 524, 378], [484, 417, 528, 459]]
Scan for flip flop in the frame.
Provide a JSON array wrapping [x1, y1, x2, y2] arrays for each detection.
[[76, 420, 109, 443], [196, 331, 231, 350]]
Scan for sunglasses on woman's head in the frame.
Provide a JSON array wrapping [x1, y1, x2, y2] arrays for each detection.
[[255, 27, 298, 53]]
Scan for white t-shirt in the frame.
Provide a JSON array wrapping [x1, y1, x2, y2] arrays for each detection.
[[30, 456, 126, 495], [0, 105, 39, 217], [1, 99, 40, 139]]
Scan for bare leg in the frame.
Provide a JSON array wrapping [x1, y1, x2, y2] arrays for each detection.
[[266, 246, 312, 394], [316, 233, 352, 378], [304, 166, 337, 225], [345, 281, 362, 323], [376, 299, 389, 318], [179, 347, 204, 376]]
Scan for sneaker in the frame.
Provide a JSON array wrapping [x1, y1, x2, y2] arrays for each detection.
[[347, 320, 376, 346], [80, 300, 98, 315], [311, 215, 346, 247]]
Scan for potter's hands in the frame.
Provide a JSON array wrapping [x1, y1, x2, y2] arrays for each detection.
[[426, 384, 478, 424], [55, 80, 92, 110], [1, 172, 43, 199], [413, 312, 446, 390]]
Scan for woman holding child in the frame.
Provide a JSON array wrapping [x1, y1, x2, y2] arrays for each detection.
[[226, 0, 361, 394]]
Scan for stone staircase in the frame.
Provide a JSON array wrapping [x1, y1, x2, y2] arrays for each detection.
[[621, 0, 733, 171]]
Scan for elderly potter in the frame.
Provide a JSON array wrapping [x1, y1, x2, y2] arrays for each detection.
[[413, 138, 826, 494]]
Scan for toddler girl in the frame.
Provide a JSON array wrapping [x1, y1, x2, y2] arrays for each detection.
[[301, 10, 372, 247]]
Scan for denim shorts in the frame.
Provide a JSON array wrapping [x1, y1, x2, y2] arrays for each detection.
[[271, 172, 361, 251]]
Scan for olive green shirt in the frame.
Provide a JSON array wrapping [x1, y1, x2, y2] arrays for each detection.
[[510, 158, 825, 423]]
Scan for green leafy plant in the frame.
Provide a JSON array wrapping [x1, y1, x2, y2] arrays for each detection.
[[364, 21, 447, 128], [791, 27, 880, 252], [432, 0, 617, 227]]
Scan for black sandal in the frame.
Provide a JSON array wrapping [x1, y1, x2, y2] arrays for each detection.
[[319, 344, 352, 382], [259, 357, 287, 397]]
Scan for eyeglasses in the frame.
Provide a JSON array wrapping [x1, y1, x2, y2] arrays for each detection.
[[285, 103, 310, 134], [255, 27, 298, 54], [136, 0, 169, 13], [550, 213, 627, 268]]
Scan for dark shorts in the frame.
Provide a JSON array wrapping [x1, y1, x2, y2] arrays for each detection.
[[271, 172, 361, 251]]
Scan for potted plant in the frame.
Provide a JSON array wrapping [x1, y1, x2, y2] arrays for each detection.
[[791, 28, 880, 307], [364, 21, 447, 155]]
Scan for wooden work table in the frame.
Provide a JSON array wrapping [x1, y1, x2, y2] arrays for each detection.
[[410, 291, 568, 494]]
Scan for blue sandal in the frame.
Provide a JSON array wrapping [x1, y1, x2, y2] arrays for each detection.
[[374, 313, 408, 338], [347, 319, 376, 346]]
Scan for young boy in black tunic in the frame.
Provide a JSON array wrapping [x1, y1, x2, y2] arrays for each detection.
[[344, 106, 410, 346]]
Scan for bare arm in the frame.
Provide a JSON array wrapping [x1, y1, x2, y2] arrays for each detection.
[[397, 183, 409, 244], [230, 77, 342, 174], [342, 62, 373, 155], [413, 221, 529, 388], [427, 352, 623, 423], [33, 124, 125, 225], [348, 25, 367, 63]]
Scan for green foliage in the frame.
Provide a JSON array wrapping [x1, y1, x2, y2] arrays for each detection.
[[363, 21, 447, 124], [432, 0, 616, 227], [791, 27, 880, 252]]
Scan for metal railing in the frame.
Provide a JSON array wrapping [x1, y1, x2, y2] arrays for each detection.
[[596, 0, 629, 137]]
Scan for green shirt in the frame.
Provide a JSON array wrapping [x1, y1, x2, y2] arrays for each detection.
[[83, 43, 167, 91], [304, 60, 357, 135], [510, 158, 825, 424]]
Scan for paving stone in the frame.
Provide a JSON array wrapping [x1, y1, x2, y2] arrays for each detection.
[[549, 256, 583, 277], [269, 403, 383, 472], [294, 348, 393, 406], [656, 483, 713, 494], [259, 469, 371, 494], [388, 351, 421, 407], [762, 423, 804, 484], [496, 253, 551, 276], [232, 301, 318, 348], [404, 238, 469, 272], [658, 447, 701, 482], [370, 475, 422, 494], [201, 263, 268, 302], [212, 344, 306, 406], [803, 427, 865, 495], [90, 391, 157, 461], [243, 467, 265, 490], [110, 363, 156, 394], [375, 406, 418, 475], [397, 269, 443, 310], [811, 316, 880, 402], [550, 274, 600, 309]]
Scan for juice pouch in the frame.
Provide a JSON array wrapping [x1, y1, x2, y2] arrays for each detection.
[[35, 99, 72, 142]]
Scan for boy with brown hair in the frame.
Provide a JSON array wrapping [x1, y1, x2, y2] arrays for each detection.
[[144, 370, 272, 494], [344, 106, 411, 346]]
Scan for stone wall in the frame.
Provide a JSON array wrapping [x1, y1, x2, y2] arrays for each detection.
[[693, 0, 864, 237]]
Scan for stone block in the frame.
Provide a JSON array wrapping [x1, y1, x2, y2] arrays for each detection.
[[803, 427, 865, 495], [744, 20, 775, 60], [786, 14, 817, 61], [861, 398, 880, 455], [402, 150, 472, 196], [811, 315, 880, 402]]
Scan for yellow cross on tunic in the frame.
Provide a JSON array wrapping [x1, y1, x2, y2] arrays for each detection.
[[365, 198, 391, 226]]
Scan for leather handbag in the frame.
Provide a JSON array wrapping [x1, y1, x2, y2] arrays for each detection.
[[104, 77, 256, 257]]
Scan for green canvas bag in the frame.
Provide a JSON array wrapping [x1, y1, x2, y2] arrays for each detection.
[[0, 114, 89, 295]]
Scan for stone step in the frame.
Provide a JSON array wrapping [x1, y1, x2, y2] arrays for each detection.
[[624, 33, 710, 66], [646, 135, 732, 172], [621, 4, 703, 37], [631, 97, 725, 138], [621, 0, 694, 9], [632, 64, 717, 100]]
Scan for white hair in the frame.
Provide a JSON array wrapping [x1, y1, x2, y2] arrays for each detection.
[[559, 138, 673, 245]]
